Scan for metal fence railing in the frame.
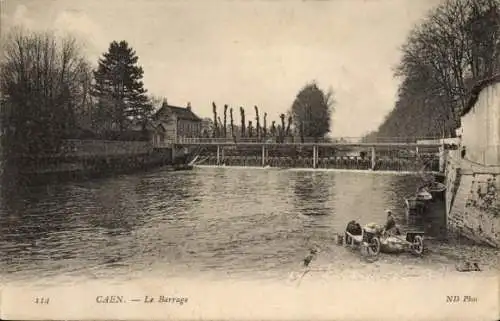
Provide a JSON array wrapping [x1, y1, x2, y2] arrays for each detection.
[[9, 136, 449, 159], [156, 136, 446, 145]]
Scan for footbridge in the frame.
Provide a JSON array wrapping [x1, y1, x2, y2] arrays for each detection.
[[157, 137, 455, 173]]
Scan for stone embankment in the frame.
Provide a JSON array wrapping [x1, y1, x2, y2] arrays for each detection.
[[445, 150, 500, 248], [4, 140, 191, 184]]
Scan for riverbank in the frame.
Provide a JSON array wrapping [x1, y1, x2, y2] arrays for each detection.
[[0, 139, 198, 186], [1, 150, 193, 187]]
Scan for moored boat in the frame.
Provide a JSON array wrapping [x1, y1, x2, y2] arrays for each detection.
[[404, 196, 428, 217], [416, 188, 433, 201], [427, 181, 446, 193]]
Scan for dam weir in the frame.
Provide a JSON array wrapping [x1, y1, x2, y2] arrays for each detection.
[[180, 142, 443, 173]]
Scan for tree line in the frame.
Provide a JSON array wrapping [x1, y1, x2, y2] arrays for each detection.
[[0, 28, 154, 158], [205, 82, 335, 143], [368, 0, 500, 141]]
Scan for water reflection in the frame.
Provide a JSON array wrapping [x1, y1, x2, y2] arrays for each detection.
[[382, 175, 421, 227], [330, 173, 389, 223], [0, 183, 76, 244], [292, 171, 331, 217]]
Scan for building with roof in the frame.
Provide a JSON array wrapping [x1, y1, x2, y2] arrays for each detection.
[[151, 101, 202, 145], [457, 74, 500, 166]]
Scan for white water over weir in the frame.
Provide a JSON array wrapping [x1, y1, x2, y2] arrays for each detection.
[[172, 143, 445, 174]]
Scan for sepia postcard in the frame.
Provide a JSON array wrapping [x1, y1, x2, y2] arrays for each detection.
[[0, 0, 499, 320]]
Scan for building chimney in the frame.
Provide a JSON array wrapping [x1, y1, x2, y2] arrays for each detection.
[[187, 102, 191, 110]]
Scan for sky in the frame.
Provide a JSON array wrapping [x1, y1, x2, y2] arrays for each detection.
[[0, 0, 442, 137]]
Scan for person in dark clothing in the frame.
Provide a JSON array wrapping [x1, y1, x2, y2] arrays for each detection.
[[383, 210, 397, 235], [346, 220, 362, 235]]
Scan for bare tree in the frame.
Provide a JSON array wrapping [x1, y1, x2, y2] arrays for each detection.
[[212, 102, 218, 138], [229, 107, 235, 140], [0, 27, 92, 156], [286, 114, 292, 137], [270, 121, 276, 137], [254, 105, 260, 140], [392, 0, 500, 137], [217, 116, 223, 135], [263, 112, 267, 138], [148, 95, 165, 112], [223, 104, 228, 138], [279, 114, 285, 143], [248, 120, 253, 138], [240, 106, 245, 138]]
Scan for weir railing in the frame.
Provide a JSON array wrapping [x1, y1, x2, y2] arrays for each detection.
[[155, 136, 447, 147]]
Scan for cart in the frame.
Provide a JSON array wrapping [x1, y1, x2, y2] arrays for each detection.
[[344, 221, 425, 256]]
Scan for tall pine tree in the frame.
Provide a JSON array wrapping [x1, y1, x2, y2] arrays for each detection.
[[92, 40, 151, 132]]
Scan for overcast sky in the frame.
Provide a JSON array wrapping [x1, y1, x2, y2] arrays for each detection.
[[1, 0, 441, 137]]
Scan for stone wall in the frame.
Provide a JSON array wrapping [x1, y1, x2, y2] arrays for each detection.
[[61, 139, 153, 157], [446, 161, 500, 247], [445, 78, 500, 247]]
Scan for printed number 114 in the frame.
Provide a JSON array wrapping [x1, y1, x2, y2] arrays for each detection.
[[34, 297, 50, 304]]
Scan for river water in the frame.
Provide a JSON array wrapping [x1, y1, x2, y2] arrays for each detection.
[[0, 166, 497, 286]]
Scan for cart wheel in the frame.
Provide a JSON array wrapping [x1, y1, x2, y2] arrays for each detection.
[[345, 233, 352, 246], [411, 235, 424, 255], [367, 237, 380, 256]]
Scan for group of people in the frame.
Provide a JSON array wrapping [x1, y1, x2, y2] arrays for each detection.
[[344, 209, 401, 237], [303, 209, 401, 268]]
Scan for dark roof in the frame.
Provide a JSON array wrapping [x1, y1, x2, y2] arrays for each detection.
[[154, 104, 202, 122], [462, 73, 500, 117]]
